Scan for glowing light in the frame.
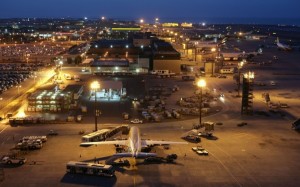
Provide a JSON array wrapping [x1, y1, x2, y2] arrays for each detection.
[[197, 79, 206, 88], [91, 81, 100, 90], [16, 110, 26, 118]]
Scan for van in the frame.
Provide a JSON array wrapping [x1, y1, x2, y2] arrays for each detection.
[[270, 81, 276, 86], [64, 74, 72, 80], [74, 75, 80, 82]]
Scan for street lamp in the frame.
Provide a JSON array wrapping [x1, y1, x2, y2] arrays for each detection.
[[197, 79, 206, 126], [58, 60, 63, 79], [237, 61, 244, 97], [16, 85, 22, 95], [91, 81, 100, 131]]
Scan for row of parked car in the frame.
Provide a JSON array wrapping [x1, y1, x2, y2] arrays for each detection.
[[0, 63, 42, 94], [141, 109, 181, 122]]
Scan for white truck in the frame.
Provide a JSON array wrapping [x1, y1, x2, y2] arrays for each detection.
[[220, 68, 235, 74], [22, 136, 47, 142], [74, 75, 81, 82], [151, 70, 176, 78], [1, 156, 27, 165], [17, 138, 43, 150]]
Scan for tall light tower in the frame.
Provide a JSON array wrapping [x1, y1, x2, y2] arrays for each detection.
[[91, 81, 100, 131], [197, 79, 206, 126], [237, 60, 244, 97], [241, 71, 254, 115]]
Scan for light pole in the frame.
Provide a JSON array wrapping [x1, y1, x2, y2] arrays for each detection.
[[59, 60, 63, 79], [237, 61, 244, 97], [197, 79, 206, 126], [16, 85, 22, 95], [91, 81, 100, 131]]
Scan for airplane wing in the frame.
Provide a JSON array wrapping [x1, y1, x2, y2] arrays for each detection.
[[80, 140, 127, 146], [114, 152, 157, 158], [142, 139, 188, 147]]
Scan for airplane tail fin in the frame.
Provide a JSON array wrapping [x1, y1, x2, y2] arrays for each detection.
[[114, 152, 157, 158]]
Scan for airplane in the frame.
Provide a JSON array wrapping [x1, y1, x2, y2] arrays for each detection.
[[276, 37, 293, 51], [80, 126, 188, 158]]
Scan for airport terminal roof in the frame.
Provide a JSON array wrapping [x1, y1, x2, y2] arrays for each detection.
[[91, 59, 129, 67], [91, 39, 131, 48]]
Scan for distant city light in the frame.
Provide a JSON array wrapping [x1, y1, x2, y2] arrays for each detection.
[[101, 16, 105, 20], [140, 19, 144, 23], [202, 22, 206, 26], [84, 17, 88, 20]]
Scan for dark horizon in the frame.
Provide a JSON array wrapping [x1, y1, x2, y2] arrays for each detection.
[[1, 16, 300, 26]]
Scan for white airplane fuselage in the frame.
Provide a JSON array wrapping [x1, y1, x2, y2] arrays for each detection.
[[127, 126, 142, 157]]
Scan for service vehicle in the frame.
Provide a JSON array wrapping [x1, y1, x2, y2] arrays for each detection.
[[64, 74, 72, 80], [22, 136, 47, 142], [74, 75, 81, 82], [220, 68, 234, 74], [76, 115, 82, 122], [1, 156, 27, 165], [270, 81, 276, 86], [182, 135, 201, 143], [151, 70, 176, 78], [192, 146, 209, 155], [196, 148, 209, 155], [48, 130, 58, 136], [66, 161, 115, 177], [81, 129, 111, 143], [130, 118, 143, 124], [16, 139, 43, 150]]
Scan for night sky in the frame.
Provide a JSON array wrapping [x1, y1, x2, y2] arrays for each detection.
[[1, 0, 300, 22]]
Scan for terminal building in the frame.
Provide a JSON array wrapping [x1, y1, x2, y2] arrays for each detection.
[[27, 90, 72, 112], [90, 59, 130, 75], [27, 84, 83, 112]]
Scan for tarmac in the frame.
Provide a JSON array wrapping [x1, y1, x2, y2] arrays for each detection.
[[0, 36, 300, 187]]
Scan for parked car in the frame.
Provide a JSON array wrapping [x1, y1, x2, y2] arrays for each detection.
[[1, 156, 27, 165], [130, 118, 143, 124], [48, 130, 58, 136], [196, 148, 209, 156], [182, 135, 201, 143], [192, 146, 209, 155]]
